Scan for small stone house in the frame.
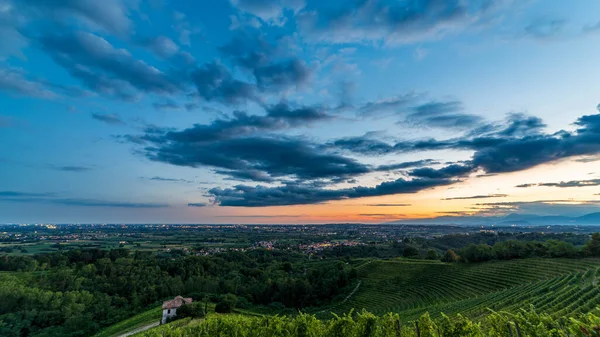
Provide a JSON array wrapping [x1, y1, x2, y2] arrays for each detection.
[[161, 296, 193, 324]]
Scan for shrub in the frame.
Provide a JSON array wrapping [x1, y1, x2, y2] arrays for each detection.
[[177, 302, 205, 319]]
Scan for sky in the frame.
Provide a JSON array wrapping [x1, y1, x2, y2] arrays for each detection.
[[1, 0, 600, 224]]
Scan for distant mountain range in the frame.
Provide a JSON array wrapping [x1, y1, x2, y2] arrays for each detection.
[[387, 212, 600, 226]]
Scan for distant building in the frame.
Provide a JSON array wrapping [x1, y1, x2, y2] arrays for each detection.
[[161, 296, 192, 324]]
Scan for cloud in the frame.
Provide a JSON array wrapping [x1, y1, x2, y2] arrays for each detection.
[[0, 191, 54, 197], [375, 159, 439, 171], [356, 93, 417, 116], [92, 113, 125, 125], [210, 177, 455, 207], [522, 17, 566, 40], [39, 31, 181, 100], [515, 179, 600, 188], [21, 0, 135, 35], [0, 190, 167, 208], [442, 194, 508, 200], [191, 62, 257, 104], [54, 166, 93, 172], [188, 202, 207, 207], [0, 67, 58, 98], [338, 108, 600, 175], [230, 0, 305, 22], [144, 176, 193, 183], [139, 36, 179, 58], [297, 0, 509, 45], [410, 163, 475, 179], [218, 31, 312, 92], [364, 203, 411, 206], [402, 101, 483, 129]]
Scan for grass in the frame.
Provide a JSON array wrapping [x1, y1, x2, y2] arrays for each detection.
[[94, 307, 162, 337], [323, 258, 600, 321]]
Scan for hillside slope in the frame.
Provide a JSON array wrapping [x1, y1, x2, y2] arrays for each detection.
[[325, 258, 600, 320]]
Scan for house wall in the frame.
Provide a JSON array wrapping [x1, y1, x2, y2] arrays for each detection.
[[161, 308, 178, 324]]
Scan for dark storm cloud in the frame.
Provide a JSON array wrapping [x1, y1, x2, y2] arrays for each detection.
[[92, 113, 125, 125], [442, 194, 508, 200], [38, 31, 181, 100], [297, 0, 506, 45], [210, 177, 454, 207], [515, 179, 600, 188]]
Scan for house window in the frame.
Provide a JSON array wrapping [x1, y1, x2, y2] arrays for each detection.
[[167, 309, 171, 314]]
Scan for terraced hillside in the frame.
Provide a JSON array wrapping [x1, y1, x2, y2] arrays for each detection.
[[325, 258, 600, 320]]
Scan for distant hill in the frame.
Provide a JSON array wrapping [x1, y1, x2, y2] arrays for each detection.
[[387, 212, 600, 226]]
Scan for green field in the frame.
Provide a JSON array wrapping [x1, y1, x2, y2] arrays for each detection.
[[324, 258, 600, 320]]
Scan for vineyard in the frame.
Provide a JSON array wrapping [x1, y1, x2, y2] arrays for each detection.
[[324, 258, 600, 320], [137, 308, 600, 337]]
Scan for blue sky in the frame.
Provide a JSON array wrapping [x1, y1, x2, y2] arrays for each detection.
[[1, 0, 600, 223]]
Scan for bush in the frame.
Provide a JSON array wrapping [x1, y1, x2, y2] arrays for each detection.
[[177, 302, 205, 319], [215, 294, 237, 313]]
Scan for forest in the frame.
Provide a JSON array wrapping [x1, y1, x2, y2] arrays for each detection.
[[0, 249, 355, 337]]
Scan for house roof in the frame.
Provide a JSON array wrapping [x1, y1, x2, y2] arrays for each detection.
[[162, 296, 193, 309]]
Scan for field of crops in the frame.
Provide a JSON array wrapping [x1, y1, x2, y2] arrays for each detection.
[[324, 258, 600, 320]]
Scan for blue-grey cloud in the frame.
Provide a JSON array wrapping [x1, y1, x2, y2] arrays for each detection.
[[39, 31, 181, 100], [210, 177, 454, 207], [21, 0, 135, 35], [230, 0, 305, 21], [297, 0, 508, 45], [522, 17, 566, 39], [191, 62, 257, 104], [92, 113, 125, 125], [145, 176, 193, 183], [337, 109, 600, 175], [442, 194, 508, 200], [515, 179, 600, 188], [54, 166, 93, 172], [403, 101, 483, 129], [0, 67, 58, 99], [375, 159, 439, 171], [364, 203, 411, 206], [188, 202, 207, 207], [0, 191, 167, 208]]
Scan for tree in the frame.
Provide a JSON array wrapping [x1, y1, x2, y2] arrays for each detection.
[[215, 294, 237, 313], [425, 249, 438, 260], [585, 233, 600, 256], [177, 302, 205, 319], [441, 249, 458, 263], [403, 246, 420, 258]]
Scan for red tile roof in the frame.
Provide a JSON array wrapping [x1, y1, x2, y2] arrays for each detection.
[[162, 295, 193, 309]]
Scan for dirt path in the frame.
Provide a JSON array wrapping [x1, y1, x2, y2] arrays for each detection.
[[117, 322, 159, 337]]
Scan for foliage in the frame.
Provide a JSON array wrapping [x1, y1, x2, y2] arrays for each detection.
[[215, 294, 237, 313], [0, 248, 356, 336], [136, 308, 600, 337], [177, 302, 205, 319]]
